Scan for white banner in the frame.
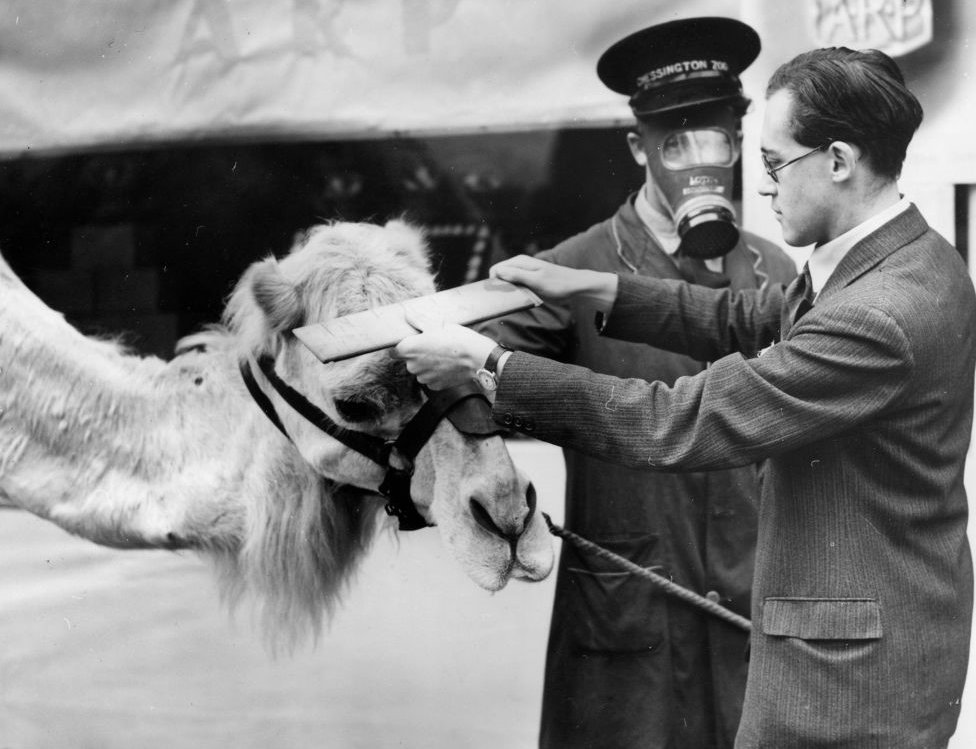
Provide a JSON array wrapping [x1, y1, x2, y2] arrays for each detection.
[[0, 0, 739, 156]]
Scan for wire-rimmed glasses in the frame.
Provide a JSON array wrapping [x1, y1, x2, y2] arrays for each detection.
[[762, 143, 829, 183]]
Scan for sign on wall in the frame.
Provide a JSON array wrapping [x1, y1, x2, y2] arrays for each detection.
[[807, 0, 932, 57]]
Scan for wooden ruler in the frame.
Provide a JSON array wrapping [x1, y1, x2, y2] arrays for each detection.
[[293, 278, 542, 362]]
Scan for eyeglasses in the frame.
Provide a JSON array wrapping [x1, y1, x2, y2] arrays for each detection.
[[761, 143, 829, 183]]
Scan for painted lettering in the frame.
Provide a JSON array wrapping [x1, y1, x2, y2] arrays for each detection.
[[810, 0, 931, 56], [637, 59, 711, 88]]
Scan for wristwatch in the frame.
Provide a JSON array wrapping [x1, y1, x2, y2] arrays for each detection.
[[475, 343, 511, 392]]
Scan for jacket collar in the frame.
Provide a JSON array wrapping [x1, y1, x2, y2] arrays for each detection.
[[612, 194, 686, 279], [817, 203, 929, 302], [613, 192, 774, 288]]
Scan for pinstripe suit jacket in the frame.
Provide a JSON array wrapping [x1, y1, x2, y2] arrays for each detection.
[[494, 205, 976, 748]]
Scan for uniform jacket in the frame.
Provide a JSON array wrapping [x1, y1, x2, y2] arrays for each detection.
[[493, 204, 975, 748], [480, 197, 796, 749]]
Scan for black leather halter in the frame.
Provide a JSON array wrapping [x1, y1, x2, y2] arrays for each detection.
[[239, 354, 506, 531]]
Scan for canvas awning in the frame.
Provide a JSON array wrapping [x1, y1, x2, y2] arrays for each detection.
[[0, 0, 740, 156]]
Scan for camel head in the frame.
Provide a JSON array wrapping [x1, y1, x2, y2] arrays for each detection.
[[224, 220, 554, 593]]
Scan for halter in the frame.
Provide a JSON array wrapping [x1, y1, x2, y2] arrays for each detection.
[[239, 354, 506, 531]]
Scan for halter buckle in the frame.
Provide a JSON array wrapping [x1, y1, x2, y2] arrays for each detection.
[[379, 463, 429, 531]]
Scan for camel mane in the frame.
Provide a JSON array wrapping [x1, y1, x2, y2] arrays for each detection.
[[183, 220, 437, 651], [0, 220, 453, 653], [224, 219, 434, 359], [172, 331, 385, 652]]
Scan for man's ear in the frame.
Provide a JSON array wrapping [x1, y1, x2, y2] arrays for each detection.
[[829, 141, 859, 183], [626, 131, 649, 167]]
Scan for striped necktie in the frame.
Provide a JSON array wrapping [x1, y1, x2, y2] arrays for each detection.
[[783, 263, 815, 332]]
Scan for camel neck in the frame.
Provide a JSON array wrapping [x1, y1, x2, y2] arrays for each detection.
[[0, 266, 256, 546]]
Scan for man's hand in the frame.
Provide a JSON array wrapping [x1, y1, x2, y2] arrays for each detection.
[[489, 254, 619, 307], [391, 313, 497, 391]]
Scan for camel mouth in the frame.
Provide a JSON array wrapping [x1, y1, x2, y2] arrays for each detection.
[[482, 550, 551, 588], [463, 520, 553, 589], [512, 549, 554, 582]]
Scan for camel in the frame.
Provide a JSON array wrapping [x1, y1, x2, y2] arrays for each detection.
[[0, 219, 553, 650]]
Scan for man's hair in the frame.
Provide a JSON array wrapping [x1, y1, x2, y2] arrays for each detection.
[[766, 47, 923, 180]]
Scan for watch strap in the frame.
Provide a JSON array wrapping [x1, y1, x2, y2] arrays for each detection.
[[483, 343, 511, 374]]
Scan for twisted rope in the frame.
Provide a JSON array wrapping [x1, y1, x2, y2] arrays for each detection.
[[543, 513, 752, 633]]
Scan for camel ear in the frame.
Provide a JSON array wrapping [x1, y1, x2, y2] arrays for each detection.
[[248, 258, 303, 333], [383, 219, 431, 269]]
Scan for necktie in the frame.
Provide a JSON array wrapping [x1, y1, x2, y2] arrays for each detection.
[[675, 255, 731, 288], [785, 263, 815, 327]]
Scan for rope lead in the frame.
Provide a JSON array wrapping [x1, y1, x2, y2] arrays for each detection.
[[543, 513, 752, 633]]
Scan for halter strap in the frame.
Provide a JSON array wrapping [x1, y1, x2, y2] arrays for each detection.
[[239, 357, 289, 439], [251, 354, 391, 466], [239, 356, 502, 533], [390, 382, 503, 463]]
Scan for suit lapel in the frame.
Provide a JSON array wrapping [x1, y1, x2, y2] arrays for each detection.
[[817, 203, 929, 303]]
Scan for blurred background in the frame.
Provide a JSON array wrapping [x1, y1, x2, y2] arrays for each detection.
[[1, 0, 975, 746]]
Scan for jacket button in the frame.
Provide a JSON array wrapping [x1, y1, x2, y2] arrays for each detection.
[[524, 419, 535, 431], [706, 590, 721, 603], [514, 417, 524, 429], [502, 412, 514, 426]]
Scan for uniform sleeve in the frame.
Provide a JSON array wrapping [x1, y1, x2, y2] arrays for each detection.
[[475, 302, 574, 361], [493, 299, 913, 472]]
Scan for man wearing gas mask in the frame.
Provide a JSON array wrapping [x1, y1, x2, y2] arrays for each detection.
[[477, 17, 796, 749]]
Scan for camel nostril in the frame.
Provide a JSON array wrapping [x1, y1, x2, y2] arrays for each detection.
[[469, 497, 509, 540], [526, 482, 537, 519]]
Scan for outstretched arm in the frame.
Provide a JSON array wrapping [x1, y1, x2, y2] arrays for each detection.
[[395, 253, 782, 388], [493, 254, 781, 361], [393, 255, 620, 390], [492, 298, 912, 471]]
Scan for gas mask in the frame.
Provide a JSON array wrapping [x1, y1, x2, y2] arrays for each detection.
[[638, 107, 742, 259]]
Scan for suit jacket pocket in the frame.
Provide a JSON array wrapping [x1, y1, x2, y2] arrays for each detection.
[[762, 597, 883, 640], [566, 533, 666, 653]]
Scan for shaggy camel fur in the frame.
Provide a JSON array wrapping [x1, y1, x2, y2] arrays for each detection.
[[0, 220, 552, 649]]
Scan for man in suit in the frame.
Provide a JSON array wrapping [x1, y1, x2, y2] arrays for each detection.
[[477, 17, 794, 749], [394, 47, 975, 747]]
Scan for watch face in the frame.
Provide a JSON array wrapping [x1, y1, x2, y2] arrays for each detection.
[[476, 368, 497, 391]]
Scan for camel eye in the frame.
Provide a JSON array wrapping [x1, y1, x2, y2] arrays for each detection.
[[334, 397, 382, 423]]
